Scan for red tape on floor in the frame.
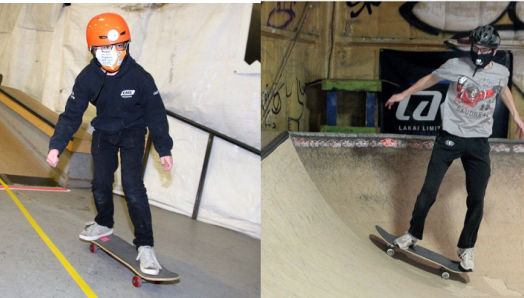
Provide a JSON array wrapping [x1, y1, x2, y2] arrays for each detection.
[[0, 186, 69, 192]]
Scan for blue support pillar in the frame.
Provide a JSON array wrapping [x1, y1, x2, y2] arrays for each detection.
[[366, 92, 376, 127], [327, 91, 337, 126]]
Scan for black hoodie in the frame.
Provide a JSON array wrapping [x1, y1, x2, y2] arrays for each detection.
[[49, 55, 173, 157]]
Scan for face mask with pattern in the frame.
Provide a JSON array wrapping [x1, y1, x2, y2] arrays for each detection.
[[95, 46, 127, 72], [470, 48, 494, 69]]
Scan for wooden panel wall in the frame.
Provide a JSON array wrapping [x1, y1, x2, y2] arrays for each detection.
[[262, 2, 524, 138]]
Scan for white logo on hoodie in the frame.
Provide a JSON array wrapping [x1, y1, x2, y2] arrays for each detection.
[[121, 90, 135, 98]]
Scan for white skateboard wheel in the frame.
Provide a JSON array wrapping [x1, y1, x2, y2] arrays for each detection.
[[387, 248, 395, 256]]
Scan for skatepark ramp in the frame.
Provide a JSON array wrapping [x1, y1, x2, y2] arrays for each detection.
[[262, 132, 524, 297], [0, 84, 93, 187]]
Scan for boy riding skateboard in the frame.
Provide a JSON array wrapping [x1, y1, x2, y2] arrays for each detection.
[[46, 13, 173, 276], [385, 25, 524, 271]]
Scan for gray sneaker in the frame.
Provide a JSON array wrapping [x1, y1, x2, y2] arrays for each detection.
[[457, 248, 474, 271], [136, 246, 163, 275], [394, 232, 418, 250], [79, 221, 113, 241]]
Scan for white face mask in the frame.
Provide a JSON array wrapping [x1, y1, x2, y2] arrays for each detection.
[[95, 46, 126, 72]]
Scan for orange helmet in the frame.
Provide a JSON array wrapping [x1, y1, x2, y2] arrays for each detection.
[[86, 13, 131, 51]]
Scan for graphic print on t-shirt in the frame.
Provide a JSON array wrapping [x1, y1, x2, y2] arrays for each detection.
[[455, 76, 501, 108]]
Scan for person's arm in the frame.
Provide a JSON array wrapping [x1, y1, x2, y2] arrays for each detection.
[[385, 74, 439, 109], [500, 88, 524, 139], [141, 75, 174, 171], [47, 78, 90, 167]]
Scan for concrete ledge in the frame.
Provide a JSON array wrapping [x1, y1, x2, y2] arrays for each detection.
[[289, 132, 524, 154]]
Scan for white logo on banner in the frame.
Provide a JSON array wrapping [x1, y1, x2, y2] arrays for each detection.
[[396, 91, 442, 121]]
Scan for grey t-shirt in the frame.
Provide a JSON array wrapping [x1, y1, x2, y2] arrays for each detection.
[[432, 57, 509, 138]]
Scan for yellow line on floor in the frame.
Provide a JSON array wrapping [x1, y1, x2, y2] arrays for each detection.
[[0, 178, 98, 298]]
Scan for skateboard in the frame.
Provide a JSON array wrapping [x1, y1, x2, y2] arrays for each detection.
[[89, 234, 180, 287], [375, 225, 471, 279]]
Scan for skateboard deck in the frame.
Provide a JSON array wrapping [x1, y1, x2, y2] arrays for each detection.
[[89, 234, 180, 287], [375, 225, 471, 279]]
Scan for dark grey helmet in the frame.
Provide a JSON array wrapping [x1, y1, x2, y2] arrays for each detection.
[[469, 25, 500, 49]]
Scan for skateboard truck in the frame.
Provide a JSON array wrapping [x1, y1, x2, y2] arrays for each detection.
[[376, 225, 467, 280], [384, 243, 452, 280], [88, 235, 179, 288], [89, 243, 146, 287]]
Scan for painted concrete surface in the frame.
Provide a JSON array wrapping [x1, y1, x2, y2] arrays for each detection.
[[0, 188, 260, 298], [262, 133, 524, 297]]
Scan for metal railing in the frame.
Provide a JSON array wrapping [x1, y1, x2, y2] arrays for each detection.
[[0, 79, 260, 220], [145, 111, 261, 220]]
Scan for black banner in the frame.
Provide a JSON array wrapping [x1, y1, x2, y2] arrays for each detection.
[[379, 49, 511, 137]]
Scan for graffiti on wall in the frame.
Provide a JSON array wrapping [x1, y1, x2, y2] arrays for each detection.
[[399, 2, 524, 38], [266, 2, 298, 29], [398, 2, 524, 100], [346, 2, 381, 18], [261, 1, 524, 134], [262, 83, 283, 129], [287, 78, 306, 131], [262, 77, 306, 130]]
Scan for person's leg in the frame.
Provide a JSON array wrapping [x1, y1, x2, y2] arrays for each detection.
[[91, 130, 120, 228], [408, 132, 464, 240], [118, 127, 162, 275], [118, 127, 154, 247], [80, 130, 119, 241], [457, 138, 491, 249]]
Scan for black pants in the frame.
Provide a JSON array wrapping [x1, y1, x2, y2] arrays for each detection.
[[408, 131, 491, 249], [91, 126, 154, 247]]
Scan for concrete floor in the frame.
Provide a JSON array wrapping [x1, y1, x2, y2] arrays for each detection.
[[0, 122, 260, 298], [0, 188, 260, 297]]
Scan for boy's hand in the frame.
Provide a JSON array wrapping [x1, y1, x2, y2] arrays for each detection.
[[514, 116, 524, 139], [47, 149, 60, 168], [385, 93, 406, 110], [160, 156, 173, 171]]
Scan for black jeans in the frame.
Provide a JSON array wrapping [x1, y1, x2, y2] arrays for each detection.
[[408, 130, 491, 249], [91, 126, 154, 247]]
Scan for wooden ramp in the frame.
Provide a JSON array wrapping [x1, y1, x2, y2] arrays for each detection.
[[0, 85, 93, 187], [262, 133, 524, 297]]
